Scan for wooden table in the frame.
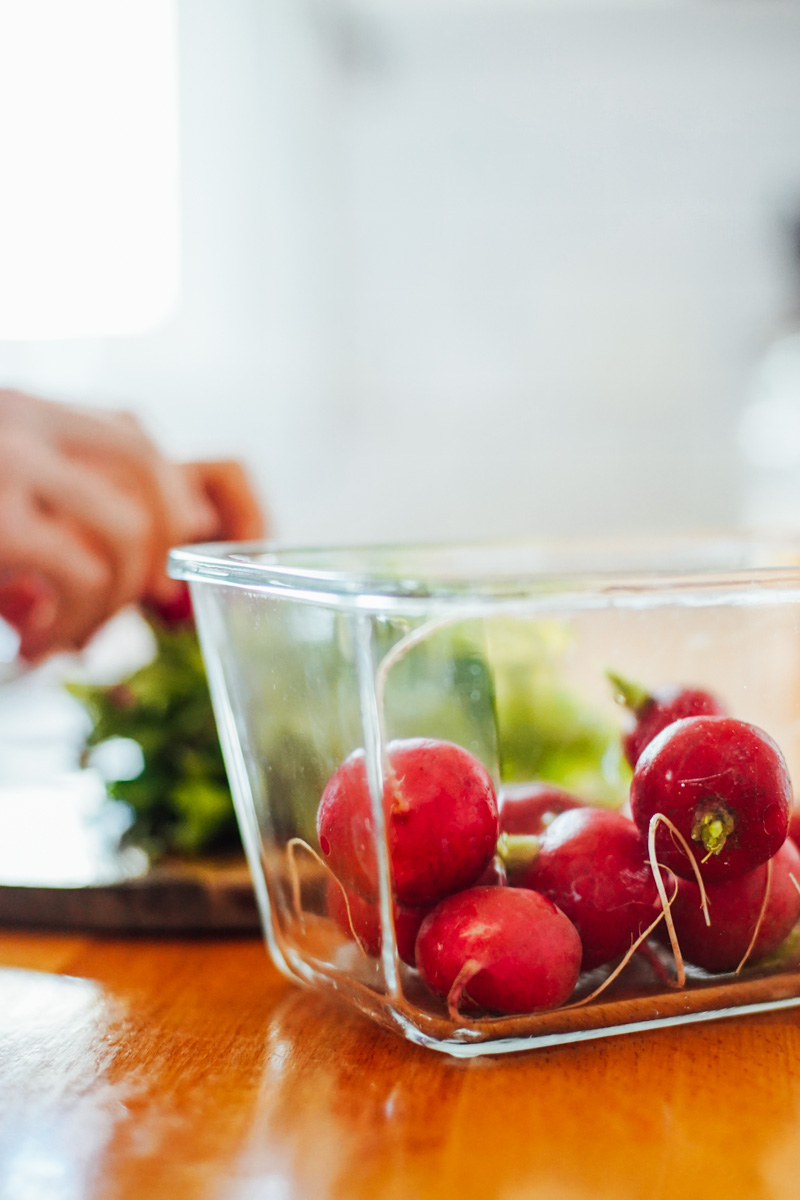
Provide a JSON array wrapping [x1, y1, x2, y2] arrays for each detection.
[[2, 931, 800, 1200]]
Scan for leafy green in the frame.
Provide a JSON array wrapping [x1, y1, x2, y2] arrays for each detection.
[[67, 619, 239, 860], [487, 617, 630, 804], [68, 608, 627, 863]]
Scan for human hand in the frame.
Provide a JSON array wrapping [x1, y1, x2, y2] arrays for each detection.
[[180, 459, 267, 543], [140, 459, 268, 627], [0, 390, 218, 660]]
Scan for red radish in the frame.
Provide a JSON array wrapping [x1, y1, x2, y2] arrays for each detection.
[[0, 572, 57, 660], [142, 581, 194, 628], [415, 886, 581, 1016], [325, 878, 429, 966], [660, 837, 800, 973], [789, 809, 800, 848], [508, 808, 660, 970], [0, 572, 52, 629], [499, 782, 585, 836], [316, 739, 498, 906], [631, 716, 792, 884], [608, 672, 726, 768], [475, 855, 508, 887]]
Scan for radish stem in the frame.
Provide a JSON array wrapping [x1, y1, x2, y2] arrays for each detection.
[[495, 832, 541, 873], [606, 669, 650, 714]]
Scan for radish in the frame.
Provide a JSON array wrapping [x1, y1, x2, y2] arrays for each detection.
[[475, 855, 508, 887], [415, 886, 582, 1017], [658, 837, 800, 973], [789, 809, 800, 848], [316, 738, 498, 906], [499, 782, 585, 836], [0, 572, 58, 660], [504, 808, 660, 970], [630, 716, 792, 883], [325, 877, 429, 967], [608, 672, 726, 768], [142, 581, 194, 628]]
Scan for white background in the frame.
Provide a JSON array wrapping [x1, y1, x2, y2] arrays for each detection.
[[1, 0, 800, 546]]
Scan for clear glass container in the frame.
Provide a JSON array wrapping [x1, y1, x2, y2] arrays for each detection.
[[170, 535, 800, 1057]]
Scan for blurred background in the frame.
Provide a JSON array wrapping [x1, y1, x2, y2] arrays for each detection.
[[1, 0, 800, 890], [2, 0, 800, 544]]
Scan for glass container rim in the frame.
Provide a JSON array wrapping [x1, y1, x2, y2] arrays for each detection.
[[169, 531, 800, 612]]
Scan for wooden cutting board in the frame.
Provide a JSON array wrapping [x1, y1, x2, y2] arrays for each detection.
[[0, 856, 262, 933]]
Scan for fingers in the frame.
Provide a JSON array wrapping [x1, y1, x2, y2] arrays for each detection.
[[0, 419, 198, 653], [181, 460, 267, 542], [23, 442, 153, 617], [5, 390, 216, 537], [103, 411, 218, 543], [54, 407, 219, 602], [0, 495, 116, 658], [0, 397, 268, 660], [49, 404, 218, 568], [140, 459, 267, 611]]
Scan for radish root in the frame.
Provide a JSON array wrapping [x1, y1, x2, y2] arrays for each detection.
[[659, 815, 712, 924], [446, 957, 482, 1022], [285, 837, 308, 928], [561, 872, 679, 1009], [647, 813, 710, 988], [735, 856, 773, 975], [636, 939, 680, 989], [286, 836, 369, 956], [789, 872, 800, 898]]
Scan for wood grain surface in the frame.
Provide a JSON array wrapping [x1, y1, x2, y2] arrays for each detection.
[[0, 858, 260, 932], [2, 931, 800, 1200]]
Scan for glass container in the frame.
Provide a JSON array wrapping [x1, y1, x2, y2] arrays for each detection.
[[170, 535, 800, 1056]]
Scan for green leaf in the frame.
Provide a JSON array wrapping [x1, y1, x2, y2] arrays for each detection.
[[68, 619, 238, 861]]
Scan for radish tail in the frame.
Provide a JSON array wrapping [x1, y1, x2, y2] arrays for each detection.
[[636, 928, 682, 990], [735, 856, 773, 975], [655, 813, 711, 925], [648, 815, 692, 987], [562, 873, 679, 1009], [286, 836, 369, 956], [446, 957, 483, 1022]]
